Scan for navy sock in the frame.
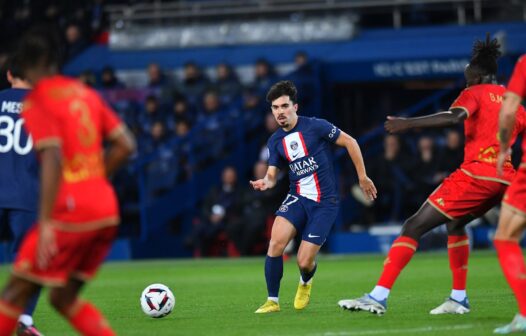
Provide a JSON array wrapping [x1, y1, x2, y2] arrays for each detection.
[[300, 263, 317, 284], [265, 255, 283, 297], [23, 289, 41, 316]]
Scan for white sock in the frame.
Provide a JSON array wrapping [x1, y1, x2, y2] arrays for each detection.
[[450, 289, 466, 302], [268, 297, 279, 304], [18, 314, 33, 326], [369, 286, 390, 301], [300, 276, 313, 286]]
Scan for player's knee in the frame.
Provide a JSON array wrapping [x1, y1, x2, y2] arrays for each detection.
[[400, 219, 424, 240], [296, 256, 314, 271], [267, 239, 287, 256], [495, 225, 522, 241], [0, 276, 39, 307], [446, 222, 466, 235], [48, 289, 75, 313]]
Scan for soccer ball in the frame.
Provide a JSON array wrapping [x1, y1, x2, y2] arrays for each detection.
[[140, 283, 175, 318]]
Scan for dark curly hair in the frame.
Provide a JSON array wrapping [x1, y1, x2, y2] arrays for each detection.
[[469, 33, 501, 76], [266, 80, 298, 104]]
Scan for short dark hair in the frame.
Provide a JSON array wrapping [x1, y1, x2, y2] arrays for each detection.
[[16, 24, 62, 77], [5, 52, 24, 80], [266, 80, 297, 104]]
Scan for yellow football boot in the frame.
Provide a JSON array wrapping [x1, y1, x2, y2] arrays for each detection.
[[294, 282, 312, 310], [254, 300, 280, 313]]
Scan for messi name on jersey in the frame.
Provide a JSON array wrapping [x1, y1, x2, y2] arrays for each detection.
[[289, 156, 319, 177]]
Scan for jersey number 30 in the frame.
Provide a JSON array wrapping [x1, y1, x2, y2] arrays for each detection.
[[0, 115, 33, 155]]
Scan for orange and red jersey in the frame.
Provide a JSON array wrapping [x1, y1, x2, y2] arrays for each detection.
[[506, 54, 526, 166], [450, 83, 526, 184], [22, 75, 124, 230], [508, 55, 526, 99]]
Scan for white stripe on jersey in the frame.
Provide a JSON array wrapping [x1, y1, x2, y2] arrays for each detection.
[[283, 132, 321, 202], [283, 132, 307, 162], [296, 173, 321, 202]]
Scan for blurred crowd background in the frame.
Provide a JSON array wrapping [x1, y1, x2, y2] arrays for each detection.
[[1, 0, 525, 259]]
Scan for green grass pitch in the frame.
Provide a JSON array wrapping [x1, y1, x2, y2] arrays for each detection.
[[0, 250, 517, 335]]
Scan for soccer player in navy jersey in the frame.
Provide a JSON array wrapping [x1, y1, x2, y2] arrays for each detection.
[[0, 54, 43, 335], [251, 80, 377, 313]]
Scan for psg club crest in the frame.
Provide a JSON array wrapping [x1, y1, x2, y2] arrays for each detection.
[[290, 141, 299, 151]]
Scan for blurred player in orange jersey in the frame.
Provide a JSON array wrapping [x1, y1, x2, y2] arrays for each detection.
[[494, 54, 526, 334], [339, 35, 526, 316], [0, 26, 135, 336]]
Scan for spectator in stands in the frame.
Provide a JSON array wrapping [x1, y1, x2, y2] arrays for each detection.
[[241, 87, 266, 131], [252, 58, 278, 95], [100, 65, 125, 89], [64, 22, 89, 61], [287, 51, 318, 117], [259, 113, 280, 161], [214, 62, 242, 104], [362, 134, 413, 223], [187, 166, 243, 256], [78, 69, 97, 87], [147, 62, 168, 89], [227, 161, 287, 255], [411, 136, 440, 210], [178, 61, 210, 107], [295, 51, 312, 70], [140, 121, 167, 154], [138, 94, 167, 136], [436, 129, 464, 180], [168, 95, 195, 129]]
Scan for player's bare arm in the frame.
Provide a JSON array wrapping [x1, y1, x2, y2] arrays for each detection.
[[36, 147, 62, 268], [105, 126, 136, 176], [497, 91, 522, 175], [385, 108, 467, 133], [335, 131, 377, 201], [250, 165, 279, 191]]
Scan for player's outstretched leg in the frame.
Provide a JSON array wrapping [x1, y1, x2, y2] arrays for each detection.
[[17, 290, 44, 336], [0, 276, 40, 336], [295, 240, 320, 310], [339, 203, 448, 315], [294, 263, 316, 310], [337, 235, 417, 315], [255, 255, 283, 313], [431, 220, 471, 315], [50, 279, 115, 336], [256, 216, 295, 313]]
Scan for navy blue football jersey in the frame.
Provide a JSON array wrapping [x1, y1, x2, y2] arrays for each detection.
[[0, 88, 38, 210], [267, 116, 341, 203]]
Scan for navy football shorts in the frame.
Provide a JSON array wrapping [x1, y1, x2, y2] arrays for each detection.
[[275, 194, 339, 246]]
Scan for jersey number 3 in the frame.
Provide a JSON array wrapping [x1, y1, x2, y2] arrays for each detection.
[[70, 99, 96, 147]]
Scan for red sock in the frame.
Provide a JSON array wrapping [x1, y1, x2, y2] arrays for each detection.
[[65, 300, 115, 336], [0, 300, 22, 336], [377, 236, 418, 289], [495, 239, 526, 316], [448, 235, 469, 290]]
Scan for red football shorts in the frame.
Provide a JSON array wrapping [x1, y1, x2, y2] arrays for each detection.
[[502, 167, 526, 215], [427, 168, 508, 219], [12, 225, 118, 287]]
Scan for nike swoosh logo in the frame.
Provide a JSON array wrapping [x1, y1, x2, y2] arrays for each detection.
[[292, 153, 300, 159], [308, 234, 320, 238]]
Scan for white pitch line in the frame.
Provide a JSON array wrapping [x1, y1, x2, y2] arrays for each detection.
[[309, 324, 477, 336]]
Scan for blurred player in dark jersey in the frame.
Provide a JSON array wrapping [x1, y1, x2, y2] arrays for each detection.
[[0, 26, 135, 336], [494, 54, 526, 334], [339, 35, 526, 316], [0, 54, 43, 335], [252, 80, 376, 313]]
